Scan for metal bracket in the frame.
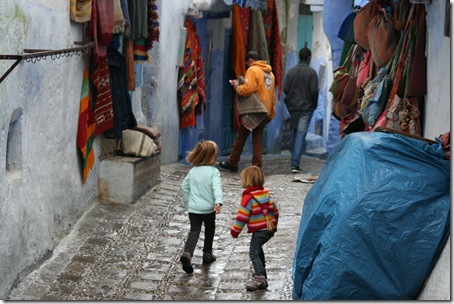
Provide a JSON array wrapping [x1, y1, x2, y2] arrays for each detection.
[[0, 41, 94, 84]]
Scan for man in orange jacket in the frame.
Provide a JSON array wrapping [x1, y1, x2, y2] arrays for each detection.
[[218, 51, 276, 172]]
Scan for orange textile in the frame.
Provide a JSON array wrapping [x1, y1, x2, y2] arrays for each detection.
[[77, 67, 95, 183]]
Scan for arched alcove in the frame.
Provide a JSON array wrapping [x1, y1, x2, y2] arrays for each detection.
[[6, 108, 23, 173]]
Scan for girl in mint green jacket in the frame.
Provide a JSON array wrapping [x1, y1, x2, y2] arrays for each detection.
[[180, 140, 223, 274]]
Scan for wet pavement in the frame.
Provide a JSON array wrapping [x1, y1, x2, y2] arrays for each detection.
[[8, 153, 326, 301]]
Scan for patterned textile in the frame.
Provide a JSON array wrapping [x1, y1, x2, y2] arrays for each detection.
[[231, 186, 279, 237], [147, 0, 160, 50], [77, 67, 95, 183], [229, 0, 267, 10], [70, 0, 92, 23], [262, 0, 283, 98], [133, 38, 151, 62], [90, 59, 114, 136], [178, 19, 206, 129]]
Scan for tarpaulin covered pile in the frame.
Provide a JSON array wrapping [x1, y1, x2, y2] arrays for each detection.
[[292, 132, 450, 300]]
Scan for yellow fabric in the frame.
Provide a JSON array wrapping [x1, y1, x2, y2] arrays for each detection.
[[236, 61, 276, 120], [70, 0, 92, 23]]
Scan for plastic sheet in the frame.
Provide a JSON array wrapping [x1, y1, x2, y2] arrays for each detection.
[[292, 131, 450, 300]]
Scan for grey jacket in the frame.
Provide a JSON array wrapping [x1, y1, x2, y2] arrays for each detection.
[[283, 62, 319, 112]]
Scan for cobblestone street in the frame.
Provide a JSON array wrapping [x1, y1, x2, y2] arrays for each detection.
[[8, 154, 326, 301]]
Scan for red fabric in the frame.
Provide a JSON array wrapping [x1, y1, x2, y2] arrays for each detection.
[[262, 0, 283, 98], [90, 59, 114, 136], [178, 19, 206, 129], [85, 0, 113, 64]]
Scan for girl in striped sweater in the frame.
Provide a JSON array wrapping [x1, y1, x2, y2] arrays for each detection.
[[231, 165, 279, 291]]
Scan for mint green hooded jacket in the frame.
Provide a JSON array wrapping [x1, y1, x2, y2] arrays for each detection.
[[182, 166, 223, 214]]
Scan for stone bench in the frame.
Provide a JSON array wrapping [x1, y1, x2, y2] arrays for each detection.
[[98, 152, 161, 204]]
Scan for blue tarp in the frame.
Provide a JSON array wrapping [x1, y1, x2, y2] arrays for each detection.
[[292, 131, 450, 300]]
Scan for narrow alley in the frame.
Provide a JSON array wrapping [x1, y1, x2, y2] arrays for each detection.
[[8, 154, 326, 301]]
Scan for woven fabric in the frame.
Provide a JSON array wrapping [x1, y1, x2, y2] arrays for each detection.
[[178, 19, 206, 129], [77, 67, 95, 183], [113, 0, 125, 33], [133, 38, 151, 62], [90, 59, 114, 136], [262, 0, 283, 98], [147, 0, 160, 50]]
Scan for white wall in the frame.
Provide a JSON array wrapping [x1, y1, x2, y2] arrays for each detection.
[[0, 0, 97, 298], [146, 0, 192, 164], [425, 1, 451, 139]]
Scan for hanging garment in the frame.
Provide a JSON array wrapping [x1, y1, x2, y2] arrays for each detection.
[[120, 0, 131, 37], [178, 19, 206, 129], [107, 47, 138, 139], [113, 0, 125, 34], [77, 67, 95, 183], [85, 0, 114, 63], [248, 9, 269, 62], [70, 0, 92, 23], [230, 5, 250, 131], [123, 39, 136, 91], [147, 0, 160, 50], [262, 0, 283, 98], [128, 0, 148, 39], [90, 59, 115, 136], [133, 38, 151, 62]]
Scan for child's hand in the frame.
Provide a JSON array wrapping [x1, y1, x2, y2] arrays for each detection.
[[214, 203, 221, 214]]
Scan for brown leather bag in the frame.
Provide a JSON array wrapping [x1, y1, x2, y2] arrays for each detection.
[[353, 0, 379, 49]]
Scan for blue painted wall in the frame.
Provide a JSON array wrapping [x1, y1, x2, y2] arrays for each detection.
[[323, 0, 353, 154]]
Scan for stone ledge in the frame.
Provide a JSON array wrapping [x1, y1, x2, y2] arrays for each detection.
[[98, 152, 161, 204]]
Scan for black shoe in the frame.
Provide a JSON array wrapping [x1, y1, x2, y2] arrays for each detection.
[[217, 161, 238, 173], [180, 252, 194, 274], [202, 252, 217, 264], [291, 166, 303, 173]]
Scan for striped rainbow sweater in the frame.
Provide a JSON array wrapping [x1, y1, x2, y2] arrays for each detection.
[[231, 186, 279, 238]]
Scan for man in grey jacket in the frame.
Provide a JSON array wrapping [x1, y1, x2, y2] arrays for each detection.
[[283, 47, 319, 173]]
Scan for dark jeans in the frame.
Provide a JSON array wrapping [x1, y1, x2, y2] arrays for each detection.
[[229, 119, 267, 168], [184, 212, 216, 256], [249, 229, 275, 277]]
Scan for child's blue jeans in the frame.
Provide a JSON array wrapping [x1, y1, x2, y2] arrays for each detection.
[[249, 229, 275, 277]]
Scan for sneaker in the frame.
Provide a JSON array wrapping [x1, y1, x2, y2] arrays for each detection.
[[180, 252, 194, 274], [291, 166, 303, 173], [202, 252, 217, 264], [245, 274, 268, 291], [217, 161, 238, 173]]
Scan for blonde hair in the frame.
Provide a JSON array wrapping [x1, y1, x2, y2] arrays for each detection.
[[240, 165, 265, 188], [185, 140, 218, 166]]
